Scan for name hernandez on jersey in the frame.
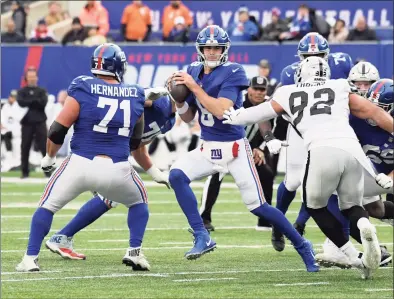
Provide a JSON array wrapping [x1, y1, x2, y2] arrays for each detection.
[[186, 61, 249, 142], [68, 75, 145, 162], [350, 115, 394, 174], [280, 52, 354, 86], [273, 78, 358, 148], [142, 95, 175, 144]]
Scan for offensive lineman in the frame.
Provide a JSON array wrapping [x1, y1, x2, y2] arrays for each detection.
[[223, 56, 394, 279], [167, 25, 318, 272], [16, 43, 148, 272]]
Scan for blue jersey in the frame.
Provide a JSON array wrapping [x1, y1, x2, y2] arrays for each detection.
[[68, 75, 145, 163], [142, 95, 175, 144], [280, 52, 354, 86], [186, 61, 249, 141], [349, 115, 393, 174]]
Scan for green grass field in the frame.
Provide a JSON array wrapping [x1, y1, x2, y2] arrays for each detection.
[[1, 172, 393, 299]]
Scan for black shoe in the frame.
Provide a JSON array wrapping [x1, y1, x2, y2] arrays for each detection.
[[203, 219, 215, 232], [271, 226, 285, 252], [256, 218, 272, 231], [293, 222, 306, 236], [380, 245, 392, 267]]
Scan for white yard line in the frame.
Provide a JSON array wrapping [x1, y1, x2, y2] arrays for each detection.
[[274, 282, 330, 287], [173, 277, 237, 282], [1, 273, 168, 282], [365, 288, 393, 292], [2, 224, 392, 234], [1, 270, 62, 275]]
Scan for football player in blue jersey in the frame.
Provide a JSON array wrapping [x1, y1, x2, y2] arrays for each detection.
[[316, 78, 394, 269], [16, 43, 149, 272], [267, 32, 354, 251], [167, 25, 318, 272], [44, 94, 176, 269]]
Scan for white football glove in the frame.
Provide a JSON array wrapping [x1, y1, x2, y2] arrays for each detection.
[[266, 139, 289, 154], [147, 166, 170, 189], [145, 87, 170, 101], [41, 155, 56, 173], [375, 173, 393, 190], [222, 107, 246, 125]]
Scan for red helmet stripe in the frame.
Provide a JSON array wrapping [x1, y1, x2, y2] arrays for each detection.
[[310, 34, 315, 46], [96, 45, 108, 70], [372, 79, 389, 99]]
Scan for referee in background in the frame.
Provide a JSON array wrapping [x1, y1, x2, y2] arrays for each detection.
[[199, 76, 276, 231], [17, 67, 49, 178]]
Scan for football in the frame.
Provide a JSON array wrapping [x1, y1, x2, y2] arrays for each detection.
[[169, 79, 191, 103]]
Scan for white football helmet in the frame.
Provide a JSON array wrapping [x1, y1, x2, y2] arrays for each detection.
[[348, 62, 380, 96], [294, 56, 331, 84]]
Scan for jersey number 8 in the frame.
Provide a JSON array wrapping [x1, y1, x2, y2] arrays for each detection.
[[93, 96, 131, 136], [289, 88, 335, 126]]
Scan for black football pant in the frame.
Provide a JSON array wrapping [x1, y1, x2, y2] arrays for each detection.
[[1, 131, 13, 151], [21, 122, 47, 177], [200, 158, 275, 227]]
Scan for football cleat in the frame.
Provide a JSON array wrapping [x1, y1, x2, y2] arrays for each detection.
[[360, 225, 381, 270], [45, 234, 86, 260], [294, 240, 320, 272], [256, 218, 272, 231], [315, 238, 352, 269], [185, 231, 216, 260], [271, 226, 285, 252], [122, 247, 151, 271], [380, 245, 392, 267], [203, 219, 215, 232], [16, 254, 40, 272]]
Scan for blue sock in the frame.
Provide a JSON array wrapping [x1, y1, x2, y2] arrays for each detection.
[[27, 207, 54, 256], [169, 169, 205, 233], [295, 203, 311, 226], [276, 182, 297, 214], [128, 203, 149, 248], [58, 196, 109, 237], [251, 203, 304, 247], [327, 194, 350, 239]]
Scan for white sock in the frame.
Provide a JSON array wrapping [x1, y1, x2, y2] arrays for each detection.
[[340, 241, 359, 261], [357, 217, 372, 231]]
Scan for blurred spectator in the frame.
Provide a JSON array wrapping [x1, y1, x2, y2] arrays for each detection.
[[79, 0, 109, 36], [168, 16, 189, 43], [61, 17, 87, 45], [45, 1, 68, 26], [347, 16, 377, 41], [328, 19, 348, 43], [227, 6, 259, 41], [11, 1, 27, 37], [121, 0, 152, 42], [17, 67, 48, 178], [162, 1, 192, 41], [1, 19, 25, 43], [29, 20, 56, 43], [1, 90, 23, 172], [257, 60, 278, 96], [83, 26, 107, 46], [261, 8, 288, 41]]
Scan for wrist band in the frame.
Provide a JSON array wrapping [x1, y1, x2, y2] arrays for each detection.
[[176, 102, 189, 115]]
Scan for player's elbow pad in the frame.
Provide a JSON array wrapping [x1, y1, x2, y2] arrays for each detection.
[[48, 121, 69, 145]]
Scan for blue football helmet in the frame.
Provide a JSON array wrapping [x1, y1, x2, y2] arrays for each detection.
[[91, 43, 127, 82], [366, 79, 393, 113], [297, 32, 330, 60], [195, 25, 230, 68]]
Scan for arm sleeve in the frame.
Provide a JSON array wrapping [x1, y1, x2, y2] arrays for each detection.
[[235, 102, 278, 126], [16, 90, 31, 107], [33, 89, 48, 110]]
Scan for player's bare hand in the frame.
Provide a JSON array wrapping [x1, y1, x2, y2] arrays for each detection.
[[173, 71, 197, 89], [222, 107, 245, 125], [41, 155, 56, 173], [252, 148, 265, 166], [266, 139, 288, 155], [375, 173, 393, 189]]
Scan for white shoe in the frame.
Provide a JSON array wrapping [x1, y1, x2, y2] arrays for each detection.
[[360, 224, 381, 270], [45, 234, 86, 260], [16, 254, 40, 272], [348, 255, 373, 280], [122, 247, 150, 271], [315, 238, 352, 269]]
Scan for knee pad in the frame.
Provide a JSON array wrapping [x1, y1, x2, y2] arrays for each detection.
[[169, 168, 190, 186]]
